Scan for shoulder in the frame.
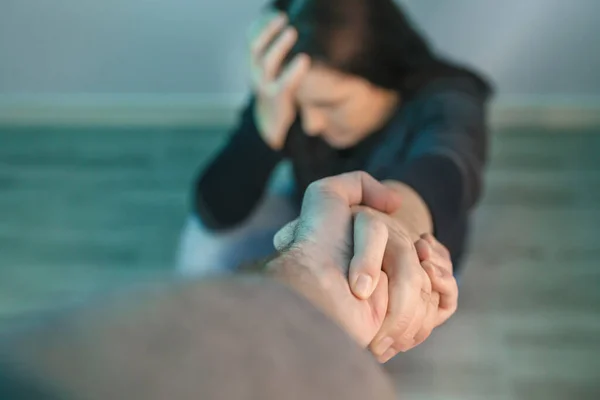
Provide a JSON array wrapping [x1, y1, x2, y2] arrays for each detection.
[[404, 76, 492, 126]]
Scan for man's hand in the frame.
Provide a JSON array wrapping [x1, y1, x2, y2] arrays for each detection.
[[350, 207, 459, 362], [268, 172, 402, 347], [267, 172, 458, 356]]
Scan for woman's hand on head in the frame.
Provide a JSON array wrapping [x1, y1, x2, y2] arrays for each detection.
[[248, 12, 311, 150]]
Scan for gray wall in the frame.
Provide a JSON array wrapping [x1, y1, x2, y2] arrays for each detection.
[[1, 0, 599, 97]]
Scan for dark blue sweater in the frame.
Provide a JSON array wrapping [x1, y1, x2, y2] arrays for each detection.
[[194, 76, 491, 268]]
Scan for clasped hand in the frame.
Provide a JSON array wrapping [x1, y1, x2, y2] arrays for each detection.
[[270, 172, 458, 363]]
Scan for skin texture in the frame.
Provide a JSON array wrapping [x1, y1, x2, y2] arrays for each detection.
[[274, 176, 459, 361], [270, 172, 403, 346]]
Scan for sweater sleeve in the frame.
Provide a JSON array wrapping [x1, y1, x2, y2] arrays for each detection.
[[385, 88, 489, 244], [193, 96, 284, 230]]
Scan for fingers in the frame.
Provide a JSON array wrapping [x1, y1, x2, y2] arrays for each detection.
[[249, 13, 304, 88], [277, 53, 311, 95], [418, 235, 458, 327], [415, 238, 433, 262], [299, 172, 401, 246], [393, 268, 432, 352], [349, 211, 388, 300], [415, 238, 447, 277], [422, 260, 458, 327], [262, 27, 298, 81], [367, 270, 390, 338], [413, 290, 440, 346], [421, 233, 452, 272], [370, 235, 425, 361], [431, 263, 459, 326], [305, 172, 402, 216], [249, 13, 287, 67]]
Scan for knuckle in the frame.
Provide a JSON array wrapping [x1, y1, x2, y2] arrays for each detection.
[[307, 178, 335, 195], [391, 315, 412, 335], [371, 217, 388, 234], [421, 286, 432, 302], [351, 205, 368, 217], [396, 337, 415, 352], [355, 170, 371, 181], [413, 328, 432, 346], [415, 238, 429, 252], [395, 234, 414, 251], [421, 260, 435, 273], [354, 209, 372, 221], [306, 180, 324, 195], [363, 214, 387, 236], [431, 292, 441, 307], [424, 233, 435, 241]]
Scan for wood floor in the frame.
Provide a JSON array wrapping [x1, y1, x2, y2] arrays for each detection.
[[0, 124, 599, 399]]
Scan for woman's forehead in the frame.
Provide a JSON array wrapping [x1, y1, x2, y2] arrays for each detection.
[[296, 64, 364, 104]]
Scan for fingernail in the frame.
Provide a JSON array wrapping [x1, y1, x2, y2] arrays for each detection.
[[354, 274, 373, 299], [373, 336, 393, 355], [380, 347, 396, 363]]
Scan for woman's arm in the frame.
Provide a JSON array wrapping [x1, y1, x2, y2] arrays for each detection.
[[194, 97, 284, 230], [380, 180, 433, 240], [195, 11, 310, 230], [384, 86, 488, 249], [359, 86, 486, 360]]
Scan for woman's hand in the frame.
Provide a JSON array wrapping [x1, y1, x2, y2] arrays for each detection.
[[415, 233, 459, 327], [348, 208, 459, 363], [248, 12, 311, 150], [271, 172, 403, 347]]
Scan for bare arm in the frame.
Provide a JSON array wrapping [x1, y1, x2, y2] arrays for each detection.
[[0, 276, 395, 400], [0, 172, 402, 399], [383, 180, 433, 241]]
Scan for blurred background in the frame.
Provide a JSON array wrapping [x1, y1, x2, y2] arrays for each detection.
[[0, 0, 599, 399]]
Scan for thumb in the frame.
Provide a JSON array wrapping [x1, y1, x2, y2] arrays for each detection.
[[349, 210, 388, 300]]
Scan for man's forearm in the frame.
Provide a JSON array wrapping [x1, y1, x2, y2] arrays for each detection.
[[383, 180, 433, 241], [0, 275, 394, 400], [266, 249, 340, 326]]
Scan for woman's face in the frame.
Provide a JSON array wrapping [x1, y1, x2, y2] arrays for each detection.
[[295, 63, 399, 149]]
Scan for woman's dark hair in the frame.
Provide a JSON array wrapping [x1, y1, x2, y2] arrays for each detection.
[[271, 0, 493, 98]]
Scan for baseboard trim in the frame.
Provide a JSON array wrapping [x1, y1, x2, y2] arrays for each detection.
[[1, 94, 599, 129], [490, 95, 600, 130], [0, 94, 244, 128]]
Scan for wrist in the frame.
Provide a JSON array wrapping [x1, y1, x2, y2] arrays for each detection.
[[253, 100, 286, 151], [266, 248, 339, 319], [383, 180, 433, 241]]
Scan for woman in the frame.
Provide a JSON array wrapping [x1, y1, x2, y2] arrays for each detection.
[[178, 0, 493, 277]]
